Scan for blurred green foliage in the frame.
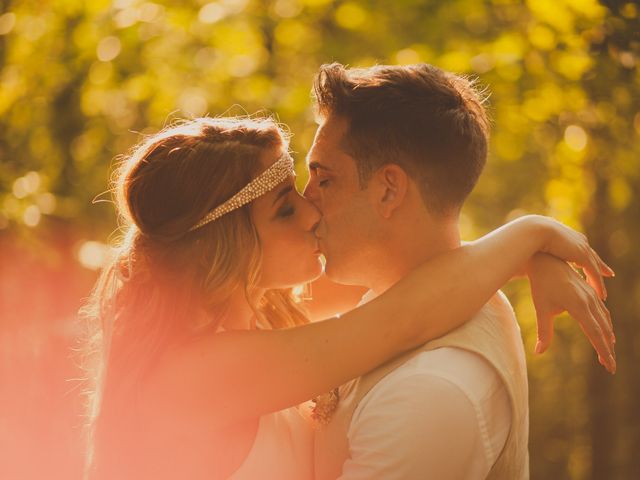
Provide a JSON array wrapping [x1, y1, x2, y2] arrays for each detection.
[[0, 0, 638, 479]]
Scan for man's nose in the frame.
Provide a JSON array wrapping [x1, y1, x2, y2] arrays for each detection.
[[304, 196, 322, 233], [303, 180, 319, 207]]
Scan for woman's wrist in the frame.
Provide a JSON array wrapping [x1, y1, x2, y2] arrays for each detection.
[[509, 215, 556, 269]]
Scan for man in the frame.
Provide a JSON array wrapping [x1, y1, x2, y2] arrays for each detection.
[[303, 63, 530, 479]]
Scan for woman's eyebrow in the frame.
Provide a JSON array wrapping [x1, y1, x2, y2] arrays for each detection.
[[272, 184, 294, 206]]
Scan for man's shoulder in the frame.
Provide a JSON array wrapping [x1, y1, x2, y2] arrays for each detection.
[[350, 348, 482, 432], [362, 347, 505, 410], [474, 290, 519, 329], [351, 292, 522, 422], [349, 346, 512, 468]]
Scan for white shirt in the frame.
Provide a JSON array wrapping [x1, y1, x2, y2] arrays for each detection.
[[338, 295, 512, 479]]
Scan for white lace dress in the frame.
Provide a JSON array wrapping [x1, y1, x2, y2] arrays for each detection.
[[227, 406, 314, 480]]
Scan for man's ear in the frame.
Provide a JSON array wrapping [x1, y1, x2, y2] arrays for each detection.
[[371, 164, 409, 219]]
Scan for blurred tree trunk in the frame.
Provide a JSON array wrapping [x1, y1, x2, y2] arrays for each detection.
[[584, 171, 615, 479], [585, 4, 640, 478]]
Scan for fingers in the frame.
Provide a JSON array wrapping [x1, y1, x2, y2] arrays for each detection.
[[589, 247, 606, 300], [583, 262, 606, 301], [576, 245, 608, 301], [569, 266, 616, 373], [593, 295, 615, 346], [577, 313, 615, 374], [564, 229, 612, 299], [592, 248, 616, 278], [589, 247, 611, 300], [534, 310, 554, 354], [571, 298, 616, 374]]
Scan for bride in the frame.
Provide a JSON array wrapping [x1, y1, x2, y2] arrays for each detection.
[[80, 116, 614, 479]]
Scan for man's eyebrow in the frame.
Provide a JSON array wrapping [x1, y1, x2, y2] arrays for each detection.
[[308, 161, 333, 173], [272, 184, 294, 206]]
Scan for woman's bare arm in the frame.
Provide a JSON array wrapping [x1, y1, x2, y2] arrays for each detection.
[[148, 215, 614, 427]]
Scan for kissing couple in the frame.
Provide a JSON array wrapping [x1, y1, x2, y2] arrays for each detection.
[[81, 62, 615, 480]]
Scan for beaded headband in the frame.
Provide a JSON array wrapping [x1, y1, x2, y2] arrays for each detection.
[[189, 153, 295, 231]]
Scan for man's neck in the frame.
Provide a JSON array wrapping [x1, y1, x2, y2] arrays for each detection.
[[369, 217, 461, 295]]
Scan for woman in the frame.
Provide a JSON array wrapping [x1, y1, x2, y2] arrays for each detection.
[[80, 116, 613, 479]]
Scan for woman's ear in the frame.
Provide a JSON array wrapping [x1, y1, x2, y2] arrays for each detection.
[[371, 163, 409, 219]]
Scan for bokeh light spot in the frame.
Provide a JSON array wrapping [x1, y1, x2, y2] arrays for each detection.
[[36, 193, 56, 214], [114, 7, 139, 29], [23, 205, 41, 227], [273, 0, 303, 18], [199, 3, 226, 24], [470, 53, 495, 73], [178, 89, 208, 117], [528, 24, 556, 50], [12, 172, 41, 199], [78, 241, 111, 271], [395, 48, 421, 65], [0, 12, 16, 35], [334, 3, 368, 30], [97, 36, 122, 62], [139, 3, 163, 23], [564, 125, 588, 151], [229, 54, 258, 77]]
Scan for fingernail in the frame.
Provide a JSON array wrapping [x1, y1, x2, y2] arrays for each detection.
[[608, 354, 616, 374]]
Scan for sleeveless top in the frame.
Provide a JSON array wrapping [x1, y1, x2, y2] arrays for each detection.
[[215, 324, 313, 479], [314, 291, 530, 480], [228, 406, 314, 480]]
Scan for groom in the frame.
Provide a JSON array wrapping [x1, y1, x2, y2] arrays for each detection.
[[304, 63, 529, 479]]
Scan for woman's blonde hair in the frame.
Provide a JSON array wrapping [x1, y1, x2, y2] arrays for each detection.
[[79, 117, 308, 477]]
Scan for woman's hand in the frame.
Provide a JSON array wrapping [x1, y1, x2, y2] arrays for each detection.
[[523, 215, 614, 300], [527, 253, 616, 374]]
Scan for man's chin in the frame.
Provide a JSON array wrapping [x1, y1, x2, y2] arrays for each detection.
[[323, 258, 354, 286]]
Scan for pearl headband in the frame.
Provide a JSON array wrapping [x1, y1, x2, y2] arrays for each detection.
[[189, 153, 295, 231]]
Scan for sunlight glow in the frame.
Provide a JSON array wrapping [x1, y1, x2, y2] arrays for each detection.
[[78, 241, 112, 271]]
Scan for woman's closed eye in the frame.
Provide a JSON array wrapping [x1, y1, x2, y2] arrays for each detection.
[[276, 204, 296, 218]]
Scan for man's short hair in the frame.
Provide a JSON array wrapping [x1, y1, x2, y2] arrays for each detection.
[[313, 63, 490, 215]]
